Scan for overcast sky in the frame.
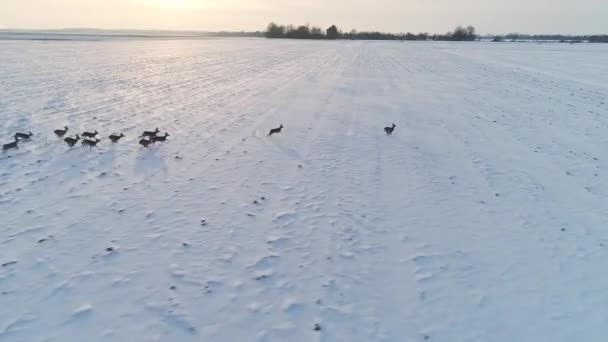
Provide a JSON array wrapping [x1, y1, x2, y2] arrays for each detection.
[[1, 0, 607, 34]]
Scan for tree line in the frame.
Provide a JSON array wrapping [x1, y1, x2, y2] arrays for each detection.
[[265, 23, 477, 41], [489, 33, 608, 43]]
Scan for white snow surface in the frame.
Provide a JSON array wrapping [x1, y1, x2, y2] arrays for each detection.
[[1, 38, 608, 342]]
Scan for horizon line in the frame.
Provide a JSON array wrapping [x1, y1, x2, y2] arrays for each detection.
[[1, 27, 607, 37]]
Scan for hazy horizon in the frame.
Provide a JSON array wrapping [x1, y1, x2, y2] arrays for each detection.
[[1, 0, 607, 34]]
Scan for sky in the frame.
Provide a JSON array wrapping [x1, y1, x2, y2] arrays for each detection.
[[0, 0, 607, 34]]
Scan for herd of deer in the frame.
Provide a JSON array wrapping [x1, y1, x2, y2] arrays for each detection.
[[2, 126, 171, 152], [2, 123, 396, 153]]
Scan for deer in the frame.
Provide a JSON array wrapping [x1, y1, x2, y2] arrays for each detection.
[[139, 138, 153, 147], [384, 123, 396, 135], [54, 126, 69, 137], [151, 133, 169, 143], [82, 130, 99, 139], [141, 128, 160, 138], [82, 138, 101, 147], [2, 138, 18, 152], [109, 133, 125, 143], [14, 131, 33, 141], [268, 124, 284, 136], [64, 135, 80, 147]]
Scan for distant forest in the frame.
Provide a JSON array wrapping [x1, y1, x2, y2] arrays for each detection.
[[265, 23, 477, 41], [264, 22, 608, 43]]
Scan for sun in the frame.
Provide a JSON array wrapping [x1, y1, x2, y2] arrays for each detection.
[[157, 0, 192, 9]]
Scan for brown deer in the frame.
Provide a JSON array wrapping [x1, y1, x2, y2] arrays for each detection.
[[82, 130, 99, 139], [109, 133, 125, 143], [384, 123, 396, 135], [54, 126, 69, 137], [14, 131, 33, 141], [151, 133, 169, 143], [82, 138, 101, 147], [141, 128, 159, 138], [2, 138, 18, 152], [268, 124, 284, 136], [139, 138, 152, 147], [64, 135, 80, 147]]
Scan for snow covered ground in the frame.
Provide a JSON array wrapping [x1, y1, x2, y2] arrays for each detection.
[[1, 38, 608, 342]]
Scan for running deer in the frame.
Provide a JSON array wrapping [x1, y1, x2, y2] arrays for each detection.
[[64, 135, 80, 147], [139, 138, 152, 147], [82, 130, 99, 139], [141, 128, 159, 138], [268, 124, 284, 136], [54, 126, 69, 137], [82, 138, 101, 147], [109, 133, 125, 143], [384, 123, 396, 135], [151, 133, 169, 143], [14, 131, 33, 141], [2, 138, 18, 152]]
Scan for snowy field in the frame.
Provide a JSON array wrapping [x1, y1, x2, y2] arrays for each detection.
[[1, 38, 608, 342]]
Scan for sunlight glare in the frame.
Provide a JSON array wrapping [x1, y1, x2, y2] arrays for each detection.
[[157, 0, 192, 9]]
